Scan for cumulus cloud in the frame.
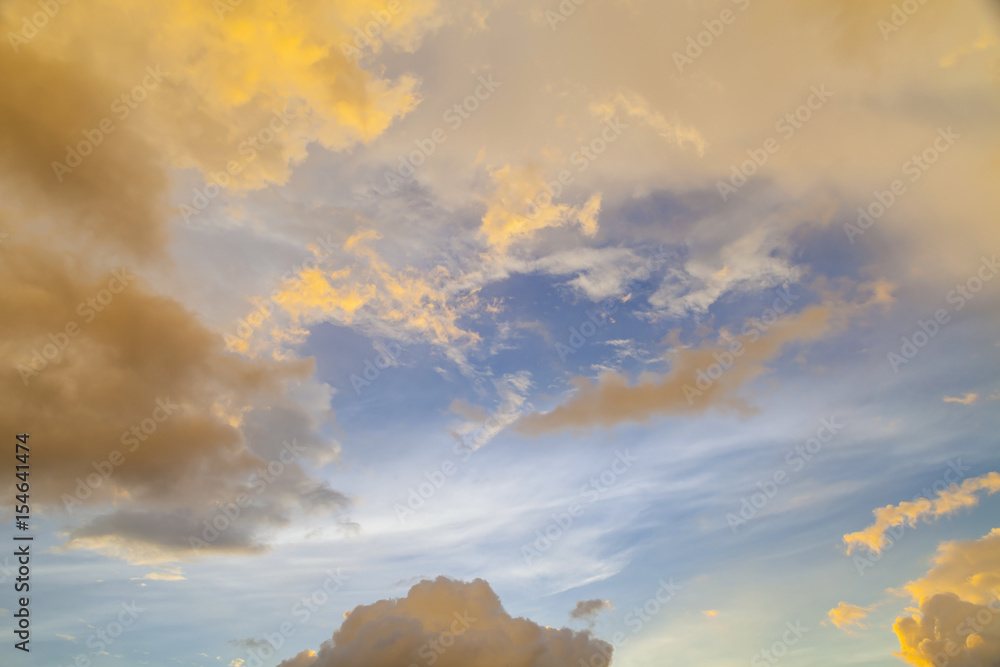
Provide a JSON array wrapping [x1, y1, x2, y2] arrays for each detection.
[[0, 242, 348, 562], [0, 0, 445, 561], [894, 593, 1000, 667], [843, 473, 1000, 555], [277, 577, 613, 667], [898, 528, 1000, 607], [943, 393, 979, 405], [892, 528, 1000, 667]]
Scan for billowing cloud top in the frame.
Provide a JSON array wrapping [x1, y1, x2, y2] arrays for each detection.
[[893, 529, 1000, 666], [278, 577, 613, 667]]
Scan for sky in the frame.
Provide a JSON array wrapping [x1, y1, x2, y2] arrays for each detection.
[[1, 0, 1000, 665]]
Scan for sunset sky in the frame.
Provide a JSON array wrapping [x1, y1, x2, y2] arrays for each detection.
[[2, 0, 1000, 666]]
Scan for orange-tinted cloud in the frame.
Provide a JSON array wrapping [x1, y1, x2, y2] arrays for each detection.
[[265, 229, 481, 354], [894, 593, 1000, 667], [517, 294, 845, 434], [844, 473, 1000, 555], [892, 528, 1000, 666], [943, 393, 979, 405], [899, 528, 1000, 606], [479, 164, 601, 253], [828, 602, 873, 632], [0, 0, 443, 562], [277, 577, 613, 667]]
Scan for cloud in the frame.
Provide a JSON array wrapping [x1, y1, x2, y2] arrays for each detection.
[[0, 0, 442, 562], [894, 593, 1000, 667], [277, 577, 613, 667], [944, 393, 979, 405], [892, 528, 1000, 667], [259, 229, 481, 362], [649, 227, 802, 318], [0, 0, 436, 251], [503, 245, 671, 302], [843, 473, 1000, 555], [517, 292, 847, 434], [828, 602, 873, 632], [646, 198, 831, 319], [0, 245, 348, 562], [898, 528, 1000, 607], [479, 164, 601, 253], [593, 90, 705, 156], [130, 566, 186, 582], [702, 609, 719, 618], [447, 371, 533, 451], [569, 599, 612, 623]]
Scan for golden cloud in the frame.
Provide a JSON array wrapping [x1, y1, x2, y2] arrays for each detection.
[[828, 601, 873, 632], [844, 473, 1000, 555], [277, 577, 614, 667], [0, 0, 444, 561], [892, 528, 1000, 666], [479, 164, 601, 253]]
